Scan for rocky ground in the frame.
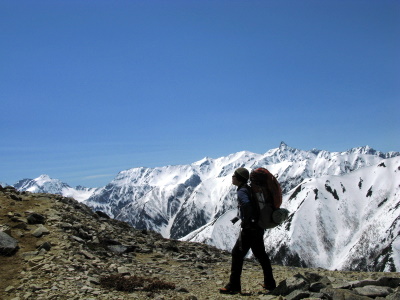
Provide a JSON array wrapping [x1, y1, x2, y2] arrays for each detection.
[[1, 185, 399, 300]]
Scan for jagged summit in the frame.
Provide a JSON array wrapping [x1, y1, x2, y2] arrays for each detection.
[[279, 141, 289, 149]]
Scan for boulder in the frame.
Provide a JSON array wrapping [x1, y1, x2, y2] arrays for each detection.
[[354, 285, 393, 298], [272, 273, 309, 296], [95, 211, 110, 219], [32, 225, 50, 238], [0, 231, 19, 255], [27, 213, 46, 224], [377, 277, 400, 289]]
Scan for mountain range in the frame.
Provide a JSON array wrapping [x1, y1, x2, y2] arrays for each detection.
[[5, 142, 400, 272]]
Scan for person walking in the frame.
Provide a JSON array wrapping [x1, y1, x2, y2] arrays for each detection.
[[219, 167, 276, 294]]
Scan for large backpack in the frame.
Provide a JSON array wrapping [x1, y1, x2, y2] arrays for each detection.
[[250, 167, 289, 229]]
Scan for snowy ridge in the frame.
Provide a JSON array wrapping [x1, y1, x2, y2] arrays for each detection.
[[183, 156, 400, 271], [14, 175, 97, 202], [7, 143, 400, 271]]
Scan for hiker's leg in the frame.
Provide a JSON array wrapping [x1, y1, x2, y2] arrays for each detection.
[[229, 231, 251, 289], [250, 229, 276, 289]]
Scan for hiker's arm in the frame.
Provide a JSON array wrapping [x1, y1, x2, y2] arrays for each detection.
[[238, 189, 254, 228]]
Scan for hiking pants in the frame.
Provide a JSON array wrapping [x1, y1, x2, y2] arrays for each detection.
[[229, 227, 275, 289]]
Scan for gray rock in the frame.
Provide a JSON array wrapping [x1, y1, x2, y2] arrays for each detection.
[[309, 292, 326, 299], [272, 273, 309, 296], [60, 222, 73, 229], [349, 279, 380, 288], [5, 285, 15, 292], [321, 288, 371, 300], [354, 285, 393, 298], [332, 282, 353, 289], [27, 213, 46, 224], [9, 193, 22, 201], [37, 241, 52, 251], [32, 225, 50, 237], [88, 277, 100, 285], [80, 250, 95, 259], [0, 231, 19, 255], [117, 266, 130, 275], [70, 235, 85, 243], [377, 277, 400, 288], [304, 272, 324, 283], [310, 282, 327, 292], [12, 222, 28, 230], [95, 211, 110, 219], [386, 292, 400, 300], [107, 244, 128, 254], [286, 290, 311, 300]]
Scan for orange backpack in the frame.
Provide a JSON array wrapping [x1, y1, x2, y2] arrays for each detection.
[[250, 168, 288, 229]]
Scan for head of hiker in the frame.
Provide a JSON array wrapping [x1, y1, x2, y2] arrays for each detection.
[[232, 167, 249, 186]]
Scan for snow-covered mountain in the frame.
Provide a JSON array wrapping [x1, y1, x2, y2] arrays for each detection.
[[82, 143, 399, 271], [6, 143, 400, 272], [14, 175, 97, 202], [184, 156, 400, 272]]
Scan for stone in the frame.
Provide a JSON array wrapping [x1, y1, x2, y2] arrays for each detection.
[[88, 277, 100, 285], [386, 292, 400, 300], [349, 279, 380, 288], [70, 235, 85, 243], [107, 244, 128, 254], [272, 274, 309, 296], [309, 282, 327, 292], [37, 241, 52, 251], [5, 285, 15, 292], [32, 225, 50, 237], [0, 231, 19, 255], [117, 266, 130, 275], [95, 211, 110, 219], [332, 282, 352, 289], [0, 224, 12, 235], [354, 285, 393, 298], [377, 277, 400, 288], [286, 290, 311, 300], [304, 272, 324, 283], [12, 222, 28, 230], [321, 288, 372, 300], [9, 194, 22, 201], [80, 250, 95, 259], [26, 213, 46, 224]]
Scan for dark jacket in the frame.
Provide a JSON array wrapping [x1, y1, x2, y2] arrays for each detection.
[[237, 184, 258, 229]]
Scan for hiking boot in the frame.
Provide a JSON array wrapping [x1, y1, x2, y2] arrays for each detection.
[[262, 282, 276, 291], [219, 283, 241, 294]]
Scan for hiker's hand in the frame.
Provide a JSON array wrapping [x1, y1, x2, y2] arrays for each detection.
[[231, 217, 239, 224]]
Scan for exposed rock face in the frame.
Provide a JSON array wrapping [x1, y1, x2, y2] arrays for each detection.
[[1, 187, 399, 299]]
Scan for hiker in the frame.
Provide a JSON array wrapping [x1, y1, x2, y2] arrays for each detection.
[[219, 167, 276, 295]]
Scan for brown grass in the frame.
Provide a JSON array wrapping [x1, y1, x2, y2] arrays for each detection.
[[99, 274, 175, 292]]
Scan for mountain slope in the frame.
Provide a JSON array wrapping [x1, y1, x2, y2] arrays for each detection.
[[183, 156, 400, 272], [3, 186, 400, 300]]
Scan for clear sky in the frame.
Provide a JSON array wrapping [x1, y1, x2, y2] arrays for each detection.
[[1, 0, 399, 187]]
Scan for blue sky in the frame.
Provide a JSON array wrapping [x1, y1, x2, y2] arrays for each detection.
[[1, 0, 399, 187]]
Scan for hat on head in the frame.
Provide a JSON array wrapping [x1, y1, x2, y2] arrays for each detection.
[[234, 167, 249, 182]]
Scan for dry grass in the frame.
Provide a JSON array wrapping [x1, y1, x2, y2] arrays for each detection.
[[0, 191, 57, 297], [100, 274, 175, 292]]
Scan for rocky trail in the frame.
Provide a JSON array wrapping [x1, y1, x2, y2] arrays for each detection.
[[1, 185, 399, 300]]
